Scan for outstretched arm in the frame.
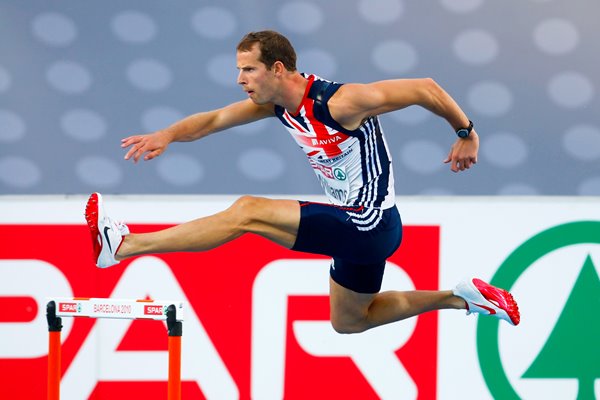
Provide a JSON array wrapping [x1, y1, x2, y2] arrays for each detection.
[[329, 78, 478, 172], [122, 99, 274, 163]]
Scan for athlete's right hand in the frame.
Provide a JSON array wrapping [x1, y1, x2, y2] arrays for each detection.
[[121, 131, 172, 163]]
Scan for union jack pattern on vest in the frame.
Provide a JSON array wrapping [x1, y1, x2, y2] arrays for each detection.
[[275, 74, 395, 210]]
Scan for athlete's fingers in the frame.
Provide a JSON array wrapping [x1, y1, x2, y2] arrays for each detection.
[[124, 143, 143, 161], [121, 137, 133, 147], [123, 146, 136, 161], [122, 133, 167, 162], [121, 135, 142, 148], [144, 148, 162, 161], [450, 159, 459, 172], [448, 157, 469, 171], [126, 136, 154, 162], [123, 137, 144, 161], [463, 157, 477, 170], [133, 145, 149, 163], [443, 148, 452, 164]]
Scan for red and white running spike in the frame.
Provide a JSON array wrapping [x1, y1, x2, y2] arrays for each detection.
[[84, 192, 128, 268], [453, 278, 520, 326]]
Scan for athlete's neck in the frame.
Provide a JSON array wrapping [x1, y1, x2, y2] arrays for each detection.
[[276, 72, 310, 113]]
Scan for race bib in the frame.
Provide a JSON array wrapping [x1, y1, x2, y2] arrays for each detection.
[[313, 164, 350, 205]]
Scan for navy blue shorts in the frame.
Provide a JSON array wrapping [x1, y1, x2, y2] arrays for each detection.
[[291, 201, 402, 294]]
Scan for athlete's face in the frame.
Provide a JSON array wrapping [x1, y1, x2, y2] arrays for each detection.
[[236, 44, 278, 105]]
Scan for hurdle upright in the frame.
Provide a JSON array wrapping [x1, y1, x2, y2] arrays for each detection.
[[46, 297, 184, 400]]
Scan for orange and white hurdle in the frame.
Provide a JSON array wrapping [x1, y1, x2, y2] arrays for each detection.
[[46, 297, 184, 400]]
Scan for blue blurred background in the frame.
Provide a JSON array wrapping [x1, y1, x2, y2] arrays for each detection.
[[1, 0, 599, 196]]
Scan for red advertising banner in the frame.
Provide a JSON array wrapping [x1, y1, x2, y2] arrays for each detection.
[[0, 223, 439, 399]]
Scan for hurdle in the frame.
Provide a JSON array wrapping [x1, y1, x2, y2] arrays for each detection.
[[46, 297, 184, 400]]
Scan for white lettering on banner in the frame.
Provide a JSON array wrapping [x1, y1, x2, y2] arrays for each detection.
[[61, 256, 238, 399], [59, 302, 78, 313], [0, 260, 74, 358], [252, 259, 418, 400], [144, 305, 164, 316]]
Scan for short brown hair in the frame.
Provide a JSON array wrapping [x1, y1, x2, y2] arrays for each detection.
[[237, 30, 297, 71]]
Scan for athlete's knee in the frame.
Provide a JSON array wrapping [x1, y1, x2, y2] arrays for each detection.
[[231, 195, 260, 211], [227, 195, 266, 229], [330, 312, 369, 334]]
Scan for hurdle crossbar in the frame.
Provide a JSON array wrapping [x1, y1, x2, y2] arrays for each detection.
[[46, 297, 184, 400]]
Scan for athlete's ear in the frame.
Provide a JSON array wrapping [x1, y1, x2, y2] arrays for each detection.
[[272, 61, 285, 76]]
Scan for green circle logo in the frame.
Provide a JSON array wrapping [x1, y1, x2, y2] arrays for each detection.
[[333, 168, 346, 181], [477, 221, 600, 399]]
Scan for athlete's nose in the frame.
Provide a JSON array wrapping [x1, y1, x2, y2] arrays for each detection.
[[237, 70, 246, 86]]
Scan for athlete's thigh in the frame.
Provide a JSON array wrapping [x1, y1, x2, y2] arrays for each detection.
[[237, 196, 301, 248]]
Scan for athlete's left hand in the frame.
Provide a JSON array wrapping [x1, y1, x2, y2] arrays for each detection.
[[444, 130, 479, 173]]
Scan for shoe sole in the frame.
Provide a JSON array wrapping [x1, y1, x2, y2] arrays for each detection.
[[84, 192, 102, 263], [473, 278, 520, 326]]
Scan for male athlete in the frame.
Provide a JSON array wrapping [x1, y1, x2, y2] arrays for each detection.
[[85, 30, 520, 333]]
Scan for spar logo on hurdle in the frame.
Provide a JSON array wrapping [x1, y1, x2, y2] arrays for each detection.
[[58, 302, 80, 313], [144, 304, 167, 316]]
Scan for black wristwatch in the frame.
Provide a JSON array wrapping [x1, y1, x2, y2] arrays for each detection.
[[456, 120, 474, 138]]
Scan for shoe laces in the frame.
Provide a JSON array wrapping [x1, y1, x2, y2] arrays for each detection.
[[116, 221, 130, 235]]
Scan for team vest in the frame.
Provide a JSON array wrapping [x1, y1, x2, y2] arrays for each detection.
[[274, 74, 395, 209]]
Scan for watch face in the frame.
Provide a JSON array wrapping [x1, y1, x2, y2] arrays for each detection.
[[457, 129, 469, 138]]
